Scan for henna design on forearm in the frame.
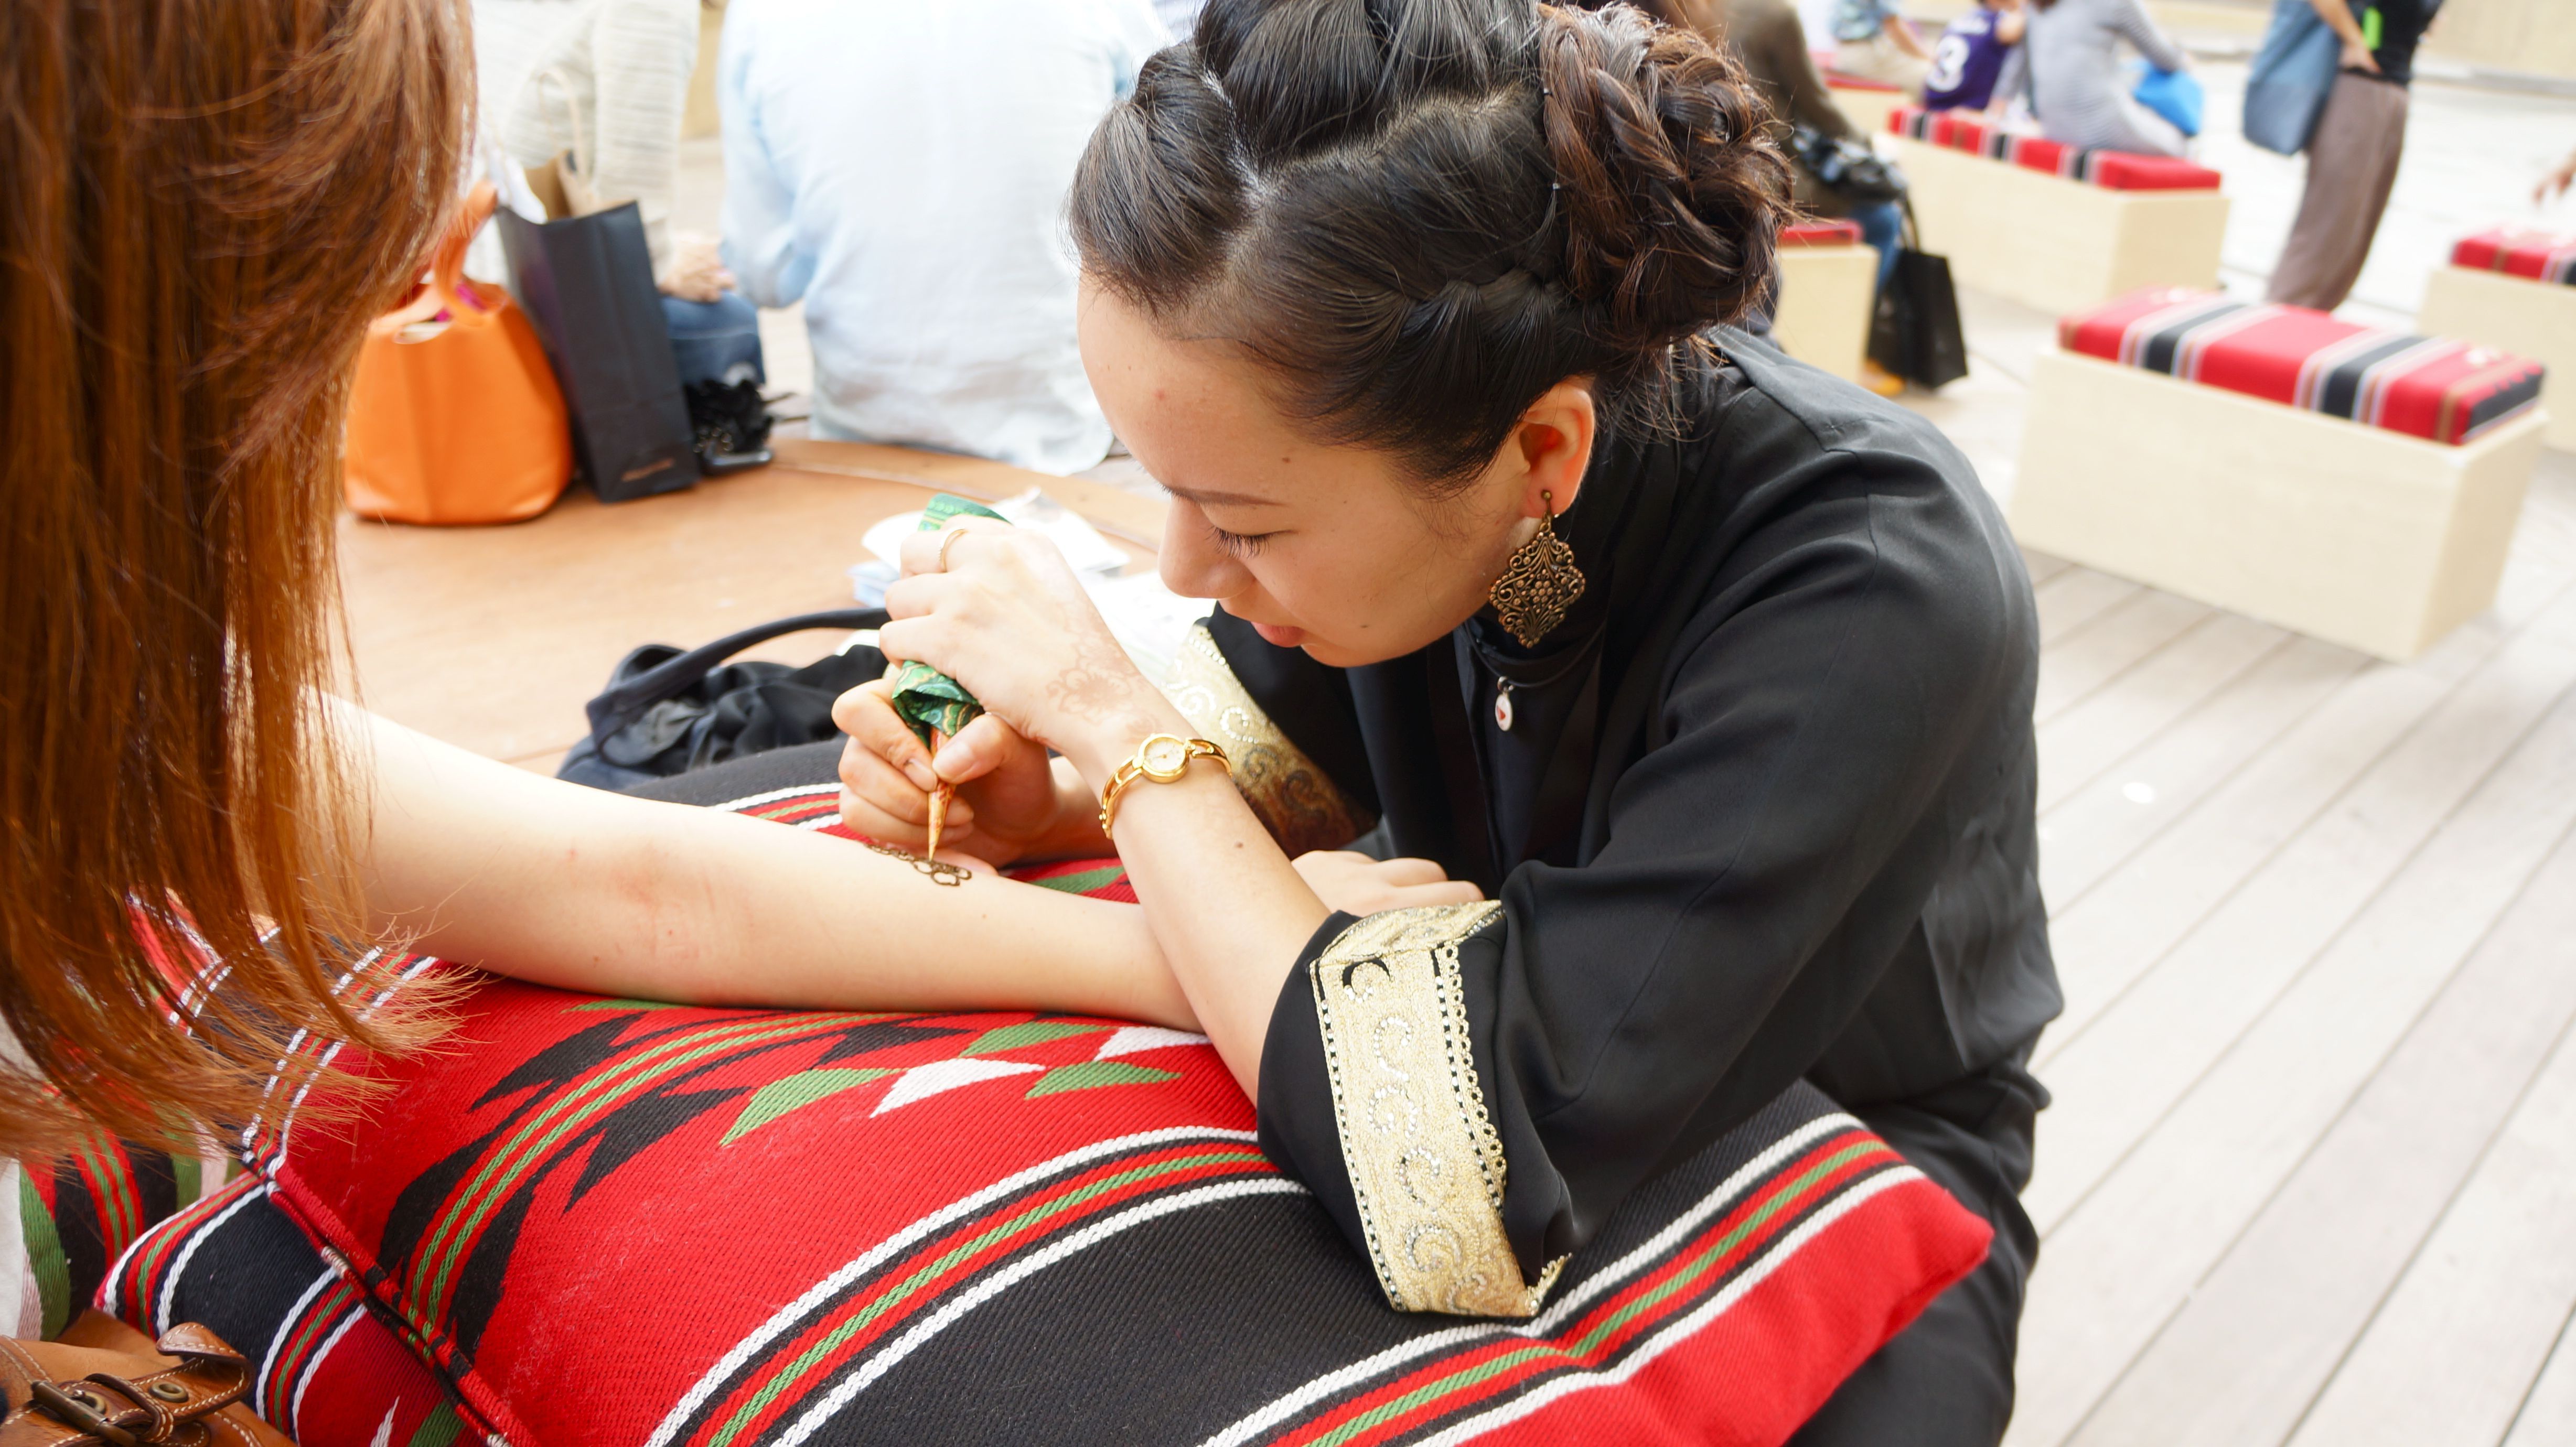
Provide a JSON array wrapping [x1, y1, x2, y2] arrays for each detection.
[[862, 838, 972, 886]]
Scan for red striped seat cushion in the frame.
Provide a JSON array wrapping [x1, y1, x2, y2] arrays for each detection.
[[95, 782, 1993, 1447], [1888, 105, 2222, 191], [2451, 228, 2576, 285], [2060, 287, 2546, 446], [1780, 219, 1865, 246]]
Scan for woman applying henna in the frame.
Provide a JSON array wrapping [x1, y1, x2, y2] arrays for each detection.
[[835, 2, 2057, 1441]]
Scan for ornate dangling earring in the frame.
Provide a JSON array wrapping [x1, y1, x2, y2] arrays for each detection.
[[1488, 490, 1585, 649]]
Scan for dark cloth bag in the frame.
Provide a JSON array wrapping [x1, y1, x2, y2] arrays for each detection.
[[1791, 121, 1910, 207], [1868, 206, 1969, 390], [497, 201, 701, 503], [557, 608, 888, 791]]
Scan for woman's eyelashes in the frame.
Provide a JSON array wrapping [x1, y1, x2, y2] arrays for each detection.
[[1209, 522, 1276, 557]]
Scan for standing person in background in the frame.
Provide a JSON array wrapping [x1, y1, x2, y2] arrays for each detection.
[[1831, 0, 1933, 98], [1923, 0, 2026, 114], [1995, 0, 2191, 157], [719, 0, 1169, 476], [2269, 0, 2441, 311]]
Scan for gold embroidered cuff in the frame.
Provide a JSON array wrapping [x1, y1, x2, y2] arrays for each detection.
[[1307, 902, 1564, 1318], [1165, 623, 1375, 856]]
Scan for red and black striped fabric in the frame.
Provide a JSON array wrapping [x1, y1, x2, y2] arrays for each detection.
[[1888, 106, 2223, 191], [2451, 228, 2576, 285], [1780, 220, 1865, 246], [100, 782, 1988, 1445], [2060, 287, 2546, 445], [13, 1136, 226, 1340]]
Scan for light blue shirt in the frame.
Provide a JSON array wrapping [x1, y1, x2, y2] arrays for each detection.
[[720, 0, 1169, 474], [1832, 0, 1905, 44]]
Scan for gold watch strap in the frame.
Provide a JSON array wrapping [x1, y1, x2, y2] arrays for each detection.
[[1098, 735, 1231, 841]]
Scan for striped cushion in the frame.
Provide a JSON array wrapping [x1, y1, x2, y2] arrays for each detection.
[[9, 1137, 230, 1340], [2061, 287, 2546, 446], [1781, 219, 1865, 246], [2451, 228, 2576, 285], [1888, 106, 2223, 191], [101, 784, 1992, 1447]]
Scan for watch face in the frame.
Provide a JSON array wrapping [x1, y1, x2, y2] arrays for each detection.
[[1140, 735, 1190, 778]]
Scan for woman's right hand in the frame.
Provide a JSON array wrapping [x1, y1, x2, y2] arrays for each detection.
[[833, 679, 1070, 865], [1291, 850, 1484, 915]]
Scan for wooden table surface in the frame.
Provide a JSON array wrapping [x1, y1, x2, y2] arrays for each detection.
[[338, 439, 1165, 769]]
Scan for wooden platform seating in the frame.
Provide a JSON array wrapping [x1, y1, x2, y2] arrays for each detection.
[[2418, 228, 2576, 451], [1884, 106, 2228, 316], [1817, 54, 1908, 137], [2012, 288, 2548, 661], [1770, 218, 1877, 383]]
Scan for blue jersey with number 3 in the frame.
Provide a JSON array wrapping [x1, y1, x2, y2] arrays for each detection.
[[1923, 6, 2013, 111]]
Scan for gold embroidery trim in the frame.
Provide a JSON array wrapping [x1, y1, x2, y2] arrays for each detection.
[[1166, 623, 1375, 856], [1308, 902, 1564, 1318]]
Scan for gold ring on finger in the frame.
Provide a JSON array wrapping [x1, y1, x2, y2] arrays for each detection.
[[937, 526, 971, 573]]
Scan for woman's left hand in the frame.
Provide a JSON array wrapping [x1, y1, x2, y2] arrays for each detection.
[[882, 519, 1189, 786]]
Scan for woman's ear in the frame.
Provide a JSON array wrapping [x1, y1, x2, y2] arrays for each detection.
[[1511, 379, 1598, 518]]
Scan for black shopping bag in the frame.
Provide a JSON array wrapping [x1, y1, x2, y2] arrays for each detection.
[[1868, 207, 1969, 391], [498, 201, 699, 503]]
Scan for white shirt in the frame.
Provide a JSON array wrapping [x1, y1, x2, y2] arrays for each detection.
[[718, 0, 1169, 475]]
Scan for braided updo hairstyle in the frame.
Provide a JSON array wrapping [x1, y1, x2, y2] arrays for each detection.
[[1069, 0, 1792, 490]]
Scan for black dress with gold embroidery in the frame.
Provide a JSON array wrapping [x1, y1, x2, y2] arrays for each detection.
[[1167, 330, 2059, 1432]]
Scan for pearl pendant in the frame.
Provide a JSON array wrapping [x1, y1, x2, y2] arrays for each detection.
[[1494, 682, 1516, 731]]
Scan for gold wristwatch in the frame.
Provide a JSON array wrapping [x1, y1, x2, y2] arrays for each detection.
[[1098, 734, 1231, 841]]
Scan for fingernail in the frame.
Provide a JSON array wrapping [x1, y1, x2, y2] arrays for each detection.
[[902, 759, 938, 790]]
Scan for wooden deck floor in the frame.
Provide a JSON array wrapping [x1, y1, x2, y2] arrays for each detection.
[[342, 422, 2576, 1447], [2003, 445, 2576, 1447]]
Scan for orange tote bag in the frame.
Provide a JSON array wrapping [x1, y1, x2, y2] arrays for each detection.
[[344, 181, 573, 524]]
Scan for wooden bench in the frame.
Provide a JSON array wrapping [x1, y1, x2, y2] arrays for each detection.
[[2418, 230, 2576, 451], [1818, 56, 1908, 138], [1769, 219, 1877, 383], [2011, 290, 2547, 661], [1885, 107, 2228, 316]]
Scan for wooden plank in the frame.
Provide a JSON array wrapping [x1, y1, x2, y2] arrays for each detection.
[[2035, 611, 2287, 812], [2022, 548, 2075, 588], [2037, 567, 2143, 647], [2283, 1013, 2576, 1447], [1999, 643, 2576, 1442], [2503, 1313, 2576, 1447], [338, 444, 1155, 763], [769, 436, 1170, 547], [2024, 591, 2576, 1242], [2033, 590, 2215, 725], [2036, 633, 2361, 912], [2057, 762, 2576, 1447], [2033, 562, 2574, 1067]]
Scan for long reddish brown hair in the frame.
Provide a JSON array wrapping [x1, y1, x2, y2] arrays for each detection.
[[0, 0, 469, 1157]]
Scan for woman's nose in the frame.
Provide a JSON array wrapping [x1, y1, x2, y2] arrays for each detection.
[[1158, 504, 1246, 602]]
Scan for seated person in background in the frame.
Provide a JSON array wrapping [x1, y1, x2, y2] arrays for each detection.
[[1923, 0, 2025, 114], [719, 0, 1171, 475], [1830, 0, 1932, 98], [1669, 0, 1908, 390], [1994, 0, 2191, 158]]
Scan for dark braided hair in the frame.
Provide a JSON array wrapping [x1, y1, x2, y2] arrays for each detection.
[[1069, 0, 1792, 490]]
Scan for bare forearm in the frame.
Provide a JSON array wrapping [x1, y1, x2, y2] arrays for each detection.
[[1059, 712, 1330, 1096], [2304, 0, 2368, 49], [349, 706, 1192, 1027]]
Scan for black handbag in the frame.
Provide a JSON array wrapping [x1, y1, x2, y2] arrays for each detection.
[[1867, 203, 1970, 390], [497, 200, 701, 503], [559, 609, 888, 791], [1790, 122, 1910, 207]]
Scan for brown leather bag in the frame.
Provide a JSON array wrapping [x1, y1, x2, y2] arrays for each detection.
[[0, 1315, 292, 1447]]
